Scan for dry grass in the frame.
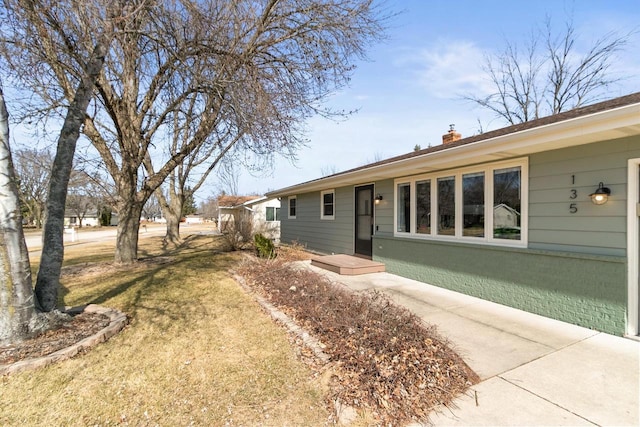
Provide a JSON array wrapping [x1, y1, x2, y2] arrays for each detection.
[[2, 235, 330, 426]]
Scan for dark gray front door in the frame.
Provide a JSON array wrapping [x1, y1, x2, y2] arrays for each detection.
[[355, 185, 374, 257]]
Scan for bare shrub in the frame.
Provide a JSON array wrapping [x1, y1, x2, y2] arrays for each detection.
[[219, 212, 253, 251]]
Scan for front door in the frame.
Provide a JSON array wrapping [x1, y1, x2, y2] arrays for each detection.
[[355, 185, 374, 257]]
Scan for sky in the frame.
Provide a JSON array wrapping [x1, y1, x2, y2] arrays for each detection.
[[233, 0, 640, 197]]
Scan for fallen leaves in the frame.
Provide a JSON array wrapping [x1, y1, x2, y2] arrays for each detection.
[[238, 256, 479, 425]]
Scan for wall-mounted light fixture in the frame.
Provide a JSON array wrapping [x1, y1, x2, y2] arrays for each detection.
[[375, 193, 383, 204], [589, 182, 611, 205]]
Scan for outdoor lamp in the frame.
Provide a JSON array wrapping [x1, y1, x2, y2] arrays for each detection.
[[375, 193, 383, 204], [589, 182, 611, 205]]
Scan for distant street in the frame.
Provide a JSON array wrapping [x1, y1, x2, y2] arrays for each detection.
[[24, 223, 215, 253]]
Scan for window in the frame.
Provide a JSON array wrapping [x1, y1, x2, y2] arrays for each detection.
[[288, 196, 297, 219], [493, 167, 521, 240], [397, 182, 411, 232], [321, 190, 335, 220], [266, 206, 281, 222], [437, 176, 455, 235], [416, 180, 430, 234], [394, 158, 527, 246], [463, 172, 485, 237]]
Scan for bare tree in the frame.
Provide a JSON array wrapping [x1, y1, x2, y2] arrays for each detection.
[[1, 0, 132, 311], [147, 113, 242, 247], [199, 196, 219, 222], [13, 148, 53, 228], [142, 192, 161, 222], [3, 0, 386, 264], [65, 170, 103, 227], [466, 18, 630, 125], [321, 164, 340, 177], [0, 83, 37, 345]]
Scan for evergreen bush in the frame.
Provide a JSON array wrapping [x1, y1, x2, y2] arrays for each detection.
[[254, 233, 276, 259]]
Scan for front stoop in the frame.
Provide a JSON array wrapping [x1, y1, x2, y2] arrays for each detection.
[[311, 254, 385, 275]]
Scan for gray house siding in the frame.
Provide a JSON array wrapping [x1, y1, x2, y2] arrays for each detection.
[[528, 136, 640, 256], [280, 187, 354, 254], [373, 179, 394, 237]]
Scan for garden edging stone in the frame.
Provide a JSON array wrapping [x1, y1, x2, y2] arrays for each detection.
[[0, 304, 128, 376]]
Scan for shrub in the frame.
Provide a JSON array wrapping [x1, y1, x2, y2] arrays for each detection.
[[219, 212, 253, 251], [254, 233, 276, 259]]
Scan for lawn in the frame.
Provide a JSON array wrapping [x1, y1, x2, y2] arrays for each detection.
[[1, 234, 330, 426]]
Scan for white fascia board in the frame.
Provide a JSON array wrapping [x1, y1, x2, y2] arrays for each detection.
[[241, 196, 267, 207], [267, 103, 640, 197]]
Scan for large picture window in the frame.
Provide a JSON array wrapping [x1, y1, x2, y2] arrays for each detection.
[[394, 158, 527, 246], [321, 189, 335, 220]]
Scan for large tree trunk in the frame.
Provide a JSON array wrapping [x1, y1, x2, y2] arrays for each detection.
[[159, 190, 184, 248], [0, 88, 36, 345], [164, 207, 182, 248], [34, 36, 112, 311], [114, 200, 143, 264]]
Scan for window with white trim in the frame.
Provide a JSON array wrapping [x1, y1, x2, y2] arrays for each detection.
[[397, 182, 411, 232], [321, 189, 335, 220], [288, 196, 297, 219], [266, 206, 281, 222], [394, 158, 527, 246]]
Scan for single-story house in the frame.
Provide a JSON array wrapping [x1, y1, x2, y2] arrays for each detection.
[[267, 92, 640, 337], [218, 195, 281, 241], [184, 214, 204, 224], [64, 212, 100, 227]]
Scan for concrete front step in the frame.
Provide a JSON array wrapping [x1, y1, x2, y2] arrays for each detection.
[[310, 254, 385, 275]]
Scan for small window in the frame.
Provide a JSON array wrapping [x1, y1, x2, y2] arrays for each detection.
[[416, 180, 431, 234], [463, 172, 485, 237], [288, 196, 297, 219], [321, 190, 335, 220], [494, 167, 521, 240], [397, 183, 411, 232], [437, 176, 455, 236], [266, 206, 281, 222]]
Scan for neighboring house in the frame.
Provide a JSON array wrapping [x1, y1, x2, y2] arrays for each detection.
[[218, 195, 281, 241], [493, 203, 520, 229], [267, 92, 640, 337], [185, 214, 204, 224], [64, 212, 100, 227]]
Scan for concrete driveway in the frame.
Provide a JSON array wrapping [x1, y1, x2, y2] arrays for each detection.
[[301, 261, 640, 426]]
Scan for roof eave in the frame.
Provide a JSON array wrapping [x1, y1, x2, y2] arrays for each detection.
[[267, 102, 640, 197]]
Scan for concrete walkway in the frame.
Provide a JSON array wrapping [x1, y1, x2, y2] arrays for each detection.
[[300, 261, 640, 426]]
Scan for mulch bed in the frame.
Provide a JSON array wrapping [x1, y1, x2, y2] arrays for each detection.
[[0, 311, 110, 365], [237, 251, 480, 426]]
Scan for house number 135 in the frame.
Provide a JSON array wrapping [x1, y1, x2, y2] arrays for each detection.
[[569, 175, 577, 213]]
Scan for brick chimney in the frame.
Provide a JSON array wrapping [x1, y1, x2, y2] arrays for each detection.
[[442, 124, 462, 144]]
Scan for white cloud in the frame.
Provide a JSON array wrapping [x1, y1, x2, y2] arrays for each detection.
[[396, 40, 492, 99]]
